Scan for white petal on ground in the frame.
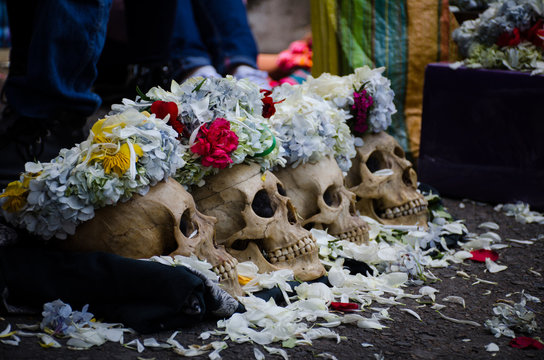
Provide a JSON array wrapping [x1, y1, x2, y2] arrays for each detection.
[[317, 352, 338, 360], [400, 308, 422, 321], [419, 286, 438, 302], [361, 342, 374, 347], [254, 347, 265, 360], [485, 343, 499, 352], [442, 296, 466, 308], [264, 345, 289, 360], [431, 303, 446, 310], [478, 222, 499, 231], [485, 258, 508, 273], [436, 311, 480, 327], [506, 238, 534, 245], [479, 232, 501, 242], [124, 339, 145, 353], [39, 334, 62, 348]]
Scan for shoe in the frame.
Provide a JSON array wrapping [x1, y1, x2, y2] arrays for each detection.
[[0, 107, 87, 188], [186, 65, 221, 80], [232, 65, 271, 90]]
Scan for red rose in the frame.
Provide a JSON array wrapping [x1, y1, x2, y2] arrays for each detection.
[[201, 148, 233, 168], [206, 118, 239, 153], [496, 28, 521, 47], [190, 118, 239, 168], [261, 89, 284, 118]]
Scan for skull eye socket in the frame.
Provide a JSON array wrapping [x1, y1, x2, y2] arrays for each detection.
[[394, 146, 405, 158], [277, 183, 287, 196], [179, 209, 198, 238], [252, 189, 276, 218], [323, 185, 341, 207], [366, 150, 387, 173]]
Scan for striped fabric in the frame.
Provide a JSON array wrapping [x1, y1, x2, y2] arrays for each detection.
[[311, 0, 458, 160]]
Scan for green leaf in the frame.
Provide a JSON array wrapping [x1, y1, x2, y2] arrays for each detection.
[[136, 86, 153, 101], [192, 78, 207, 92]]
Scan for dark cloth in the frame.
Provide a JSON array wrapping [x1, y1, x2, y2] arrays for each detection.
[[0, 246, 240, 333]]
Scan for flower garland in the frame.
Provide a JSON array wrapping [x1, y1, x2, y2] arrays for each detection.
[[0, 108, 184, 239], [453, 0, 544, 73], [303, 66, 397, 136], [112, 76, 286, 187], [269, 82, 356, 172]]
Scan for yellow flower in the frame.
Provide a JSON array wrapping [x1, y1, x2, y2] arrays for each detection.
[[90, 142, 143, 176], [90, 118, 126, 140], [0, 181, 29, 212]]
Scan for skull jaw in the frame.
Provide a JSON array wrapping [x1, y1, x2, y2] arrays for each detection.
[[356, 197, 429, 227], [230, 242, 326, 282]]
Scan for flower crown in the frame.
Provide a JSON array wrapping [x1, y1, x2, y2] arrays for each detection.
[[303, 66, 397, 137], [0, 109, 184, 239], [113, 76, 286, 187], [269, 82, 356, 172], [453, 0, 544, 73]]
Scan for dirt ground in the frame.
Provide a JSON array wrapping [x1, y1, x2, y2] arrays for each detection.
[[1, 197, 543, 360]]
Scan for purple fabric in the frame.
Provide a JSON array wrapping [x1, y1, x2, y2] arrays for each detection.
[[418, 63, 544, 210]]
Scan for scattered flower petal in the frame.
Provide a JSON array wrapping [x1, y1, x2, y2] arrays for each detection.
[[264, 345, 289, 360], [330, 302, 359, 312], [478, 222, 499, 231], [400, 308, 422, 321], [419, 286, 438, 302], [509, 337, 544, 350], [470, 249, 499, 262], [442, 296, 466, 308], [485, 342, 499, 352], [436, 311, 480, 327], [485, 258, 508, 273]]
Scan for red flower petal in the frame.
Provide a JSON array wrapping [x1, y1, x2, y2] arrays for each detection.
[[330, 302, 359, 312], [509, 337, 544, 349], [150, 101, 179, 121], [469, 249, 499, 262]]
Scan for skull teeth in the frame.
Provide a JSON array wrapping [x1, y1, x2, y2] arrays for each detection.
[[212, 258, 238, 281], [335, 225, 367, 244], [267, 237, 317, 264], [379, 197, 428, 219]]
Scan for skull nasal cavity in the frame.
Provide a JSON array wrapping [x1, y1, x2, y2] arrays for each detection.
[[179, 209, 197, 237], [402, 168, 414, 187], [367, 151, 387, 173], [323, 186, 341, 207], [252, 189, 276, 218]]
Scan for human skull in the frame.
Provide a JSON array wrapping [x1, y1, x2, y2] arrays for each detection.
[[62, 178, 242, 296], [344, 132, 428, 226], [274, 156, 369, 244], [192, 163, 326, 281]]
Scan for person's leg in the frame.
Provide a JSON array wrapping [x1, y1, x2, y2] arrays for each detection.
[[191, 0, 269, 88], [192, 0, 258, 74], [170, 0, 219, 80], [4, 0, 112, 119], [0, 0, 112, 186]]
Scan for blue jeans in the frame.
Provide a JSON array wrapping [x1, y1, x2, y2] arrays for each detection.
[[171, 0, 259, 76], [4, 0, 112, 119]]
